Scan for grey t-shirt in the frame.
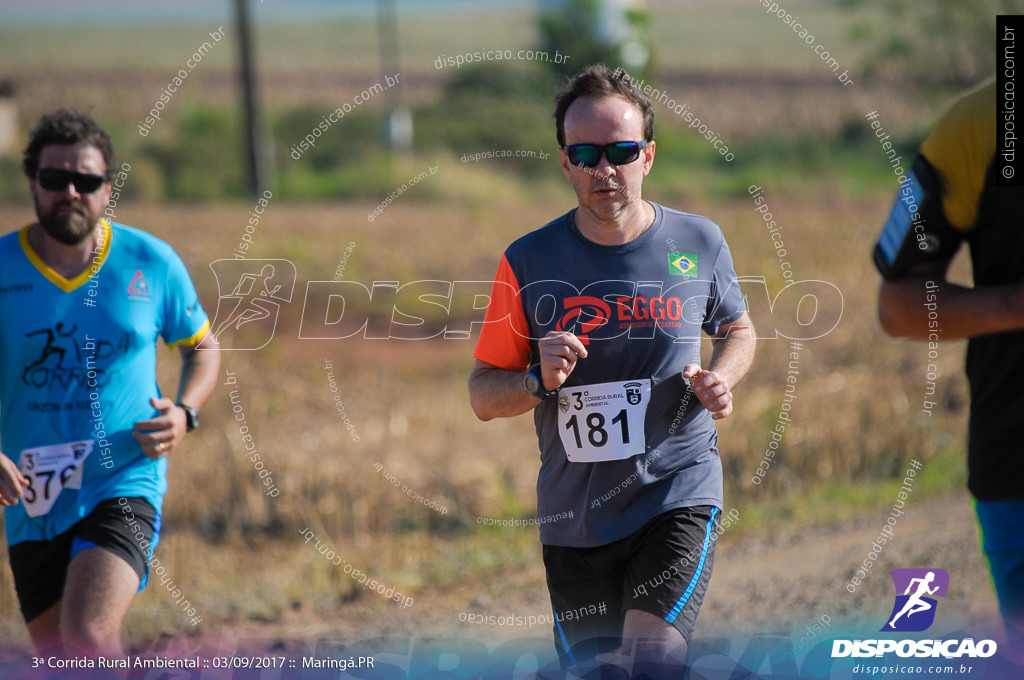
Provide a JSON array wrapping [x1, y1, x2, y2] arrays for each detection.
[[474, 202, 746, 547]]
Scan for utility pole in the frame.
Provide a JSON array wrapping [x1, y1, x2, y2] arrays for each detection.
[[235, 0, 268, 195], [377, 0, 411, 150]]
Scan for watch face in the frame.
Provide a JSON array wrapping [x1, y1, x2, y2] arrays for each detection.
[[525, 373, 540, 395], [180, 405, 199, 431]]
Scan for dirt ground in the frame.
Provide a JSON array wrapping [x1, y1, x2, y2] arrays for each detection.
[[118, 493, 1001, 656], [0, 493, 1008, 680]]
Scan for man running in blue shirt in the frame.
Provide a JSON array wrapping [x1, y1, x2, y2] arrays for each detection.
[[0, 109, 221, 657]]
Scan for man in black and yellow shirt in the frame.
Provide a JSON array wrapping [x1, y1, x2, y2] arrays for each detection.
[[874, 77, 1024, 637]]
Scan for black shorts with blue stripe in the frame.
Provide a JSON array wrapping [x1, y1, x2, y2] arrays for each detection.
[[542, 505, 719, 665], [8, 496, 160, 623]]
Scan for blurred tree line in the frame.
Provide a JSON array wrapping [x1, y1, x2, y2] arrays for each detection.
[[0, 0, 1007, 204], [839, 0, 1015, 86]]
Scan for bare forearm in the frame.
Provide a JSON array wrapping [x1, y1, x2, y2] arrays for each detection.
[[468, 361, 539, 421], [708, 324, 756, 388], [878, 276, 1024, 340], [177, 335, 221, 410]]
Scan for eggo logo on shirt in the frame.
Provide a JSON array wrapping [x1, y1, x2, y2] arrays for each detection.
[[555, 296, 612, 343], [614, 295, 685, 321], [552, 294, 690, 343]]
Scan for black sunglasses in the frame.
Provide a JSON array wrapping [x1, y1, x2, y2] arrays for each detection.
[[36, 168, 107, 194], [561, 140, 647, 168]]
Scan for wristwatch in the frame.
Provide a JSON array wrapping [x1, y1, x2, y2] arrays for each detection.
[[177, 403, 200, 432], [524, 364, 556, 400]]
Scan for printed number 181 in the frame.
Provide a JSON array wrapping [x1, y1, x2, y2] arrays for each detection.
[[564, 410, 629, 448]]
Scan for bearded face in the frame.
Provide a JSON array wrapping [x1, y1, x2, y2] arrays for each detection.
[[34, 192, 95, 245], [30, 144, 112, 245]]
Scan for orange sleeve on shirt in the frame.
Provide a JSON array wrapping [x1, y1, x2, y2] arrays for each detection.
[[473, 253, 532, 370]]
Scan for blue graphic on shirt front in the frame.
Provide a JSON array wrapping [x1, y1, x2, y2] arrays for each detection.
[[21, 323, 131, 395]]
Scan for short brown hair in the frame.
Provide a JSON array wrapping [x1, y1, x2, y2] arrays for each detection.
[[22, 108, 116, 179], [553, 64, 654, 147]]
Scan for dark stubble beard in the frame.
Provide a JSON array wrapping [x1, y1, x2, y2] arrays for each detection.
[[34, 194, 96, 245]]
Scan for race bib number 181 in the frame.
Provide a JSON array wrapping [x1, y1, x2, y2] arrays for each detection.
[[557, 379, 651, 463], [18, 440, 93, 517]]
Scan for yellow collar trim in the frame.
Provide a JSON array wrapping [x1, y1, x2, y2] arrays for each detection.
[[19, 220, 113, 293]]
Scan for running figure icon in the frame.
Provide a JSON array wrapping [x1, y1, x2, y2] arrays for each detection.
[[23, 323, 77, 372], [889, 571, 939, 628], [213, 264, 282, 339]]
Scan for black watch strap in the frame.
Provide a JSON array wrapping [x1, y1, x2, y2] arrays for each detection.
[[524, 364, 555, 400], [177, 403, 199, 432]]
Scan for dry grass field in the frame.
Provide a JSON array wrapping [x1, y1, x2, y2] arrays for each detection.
[[0, 179, 981, 653]]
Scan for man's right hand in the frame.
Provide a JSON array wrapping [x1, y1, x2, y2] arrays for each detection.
[[538, 330, 589, 391], [0, 452, 28, 507]]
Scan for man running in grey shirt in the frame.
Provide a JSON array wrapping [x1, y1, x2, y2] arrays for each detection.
[[469, 64, 755, 677]]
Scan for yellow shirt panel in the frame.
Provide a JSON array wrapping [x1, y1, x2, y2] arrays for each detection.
[[919, 77, 996, 232]]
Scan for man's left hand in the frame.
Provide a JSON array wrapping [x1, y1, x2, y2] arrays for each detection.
[[132, 397, 187, 458], [682, 365, 734, 420]]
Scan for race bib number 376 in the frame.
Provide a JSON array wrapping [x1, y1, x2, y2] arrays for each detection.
[[557, 379, 651, 463], [18, 440, 93, 517]]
